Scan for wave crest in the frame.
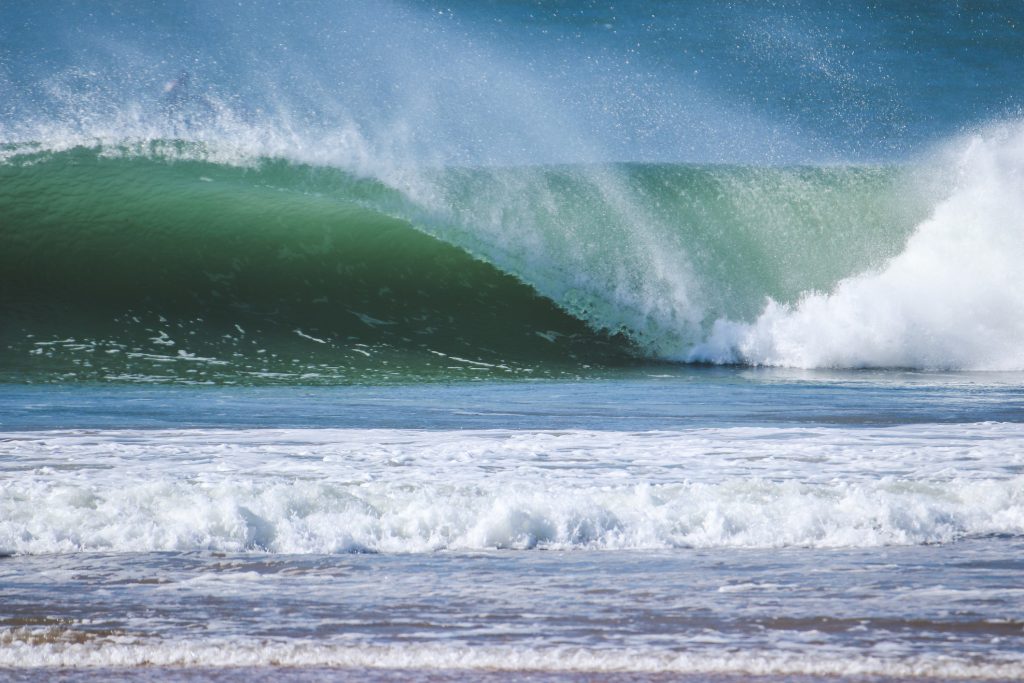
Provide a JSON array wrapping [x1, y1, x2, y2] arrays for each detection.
[[690, 123, 1024, 370]]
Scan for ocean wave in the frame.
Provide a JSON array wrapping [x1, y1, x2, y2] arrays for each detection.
[[2, 635, 1022, 678], [3, 121, 1024, 377], [3, 425, 1022, 554], [0, 137, 931, 381], [691, 123, 1024, 370]]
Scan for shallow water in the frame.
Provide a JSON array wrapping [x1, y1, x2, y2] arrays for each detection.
[[2, 542, 1023, 678], [3, 369, 1024, 431], [2, 375, 1024, 679]]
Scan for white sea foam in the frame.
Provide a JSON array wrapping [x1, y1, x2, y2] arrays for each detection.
[[691, 122, 1024, 370], [2, 425, 1022, 554], [1, 634, 1022, 678]]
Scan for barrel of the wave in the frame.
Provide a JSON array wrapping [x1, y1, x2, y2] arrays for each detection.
[[0, 146, 638, 384]]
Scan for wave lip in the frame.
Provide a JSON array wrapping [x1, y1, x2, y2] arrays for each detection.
[[3, 425, 1023, 554]]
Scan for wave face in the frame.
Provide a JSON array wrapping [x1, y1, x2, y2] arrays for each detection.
[[3, 125, 1024, 379], [0, 141, 940, 383], [0, 145, 642, 383]]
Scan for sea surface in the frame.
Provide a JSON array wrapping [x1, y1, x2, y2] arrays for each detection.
[[2, 377, 1024, 681], [3, 1, 1024, 681]]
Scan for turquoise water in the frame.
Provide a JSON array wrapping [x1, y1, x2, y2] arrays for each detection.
[[0, 147, 931, 383], [3, 1, 1024, 680]]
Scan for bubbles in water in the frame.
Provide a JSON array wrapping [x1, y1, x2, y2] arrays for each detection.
[[690, 122, 1024, 370]]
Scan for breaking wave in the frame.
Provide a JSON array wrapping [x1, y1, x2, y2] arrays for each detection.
[[3, 425, 1022, 554], [2, 121, 1023, 380]]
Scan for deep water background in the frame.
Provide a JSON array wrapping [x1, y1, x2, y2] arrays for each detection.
[[3, 0, 1024, 164]]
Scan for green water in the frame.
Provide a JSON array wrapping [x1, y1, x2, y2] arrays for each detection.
[[0, 144, 931, 384]]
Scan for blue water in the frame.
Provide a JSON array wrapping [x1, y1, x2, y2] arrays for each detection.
[[4, 1, 1024, 163], [3, 375, 1024, 680], [2, 370, 1024, 431]]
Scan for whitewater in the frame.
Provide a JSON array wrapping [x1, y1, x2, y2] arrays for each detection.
[[692, 125, 1024, 370], [3, 423, 1024, 554]]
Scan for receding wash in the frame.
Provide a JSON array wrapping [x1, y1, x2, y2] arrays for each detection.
[[2, 2, 1023, 682]]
